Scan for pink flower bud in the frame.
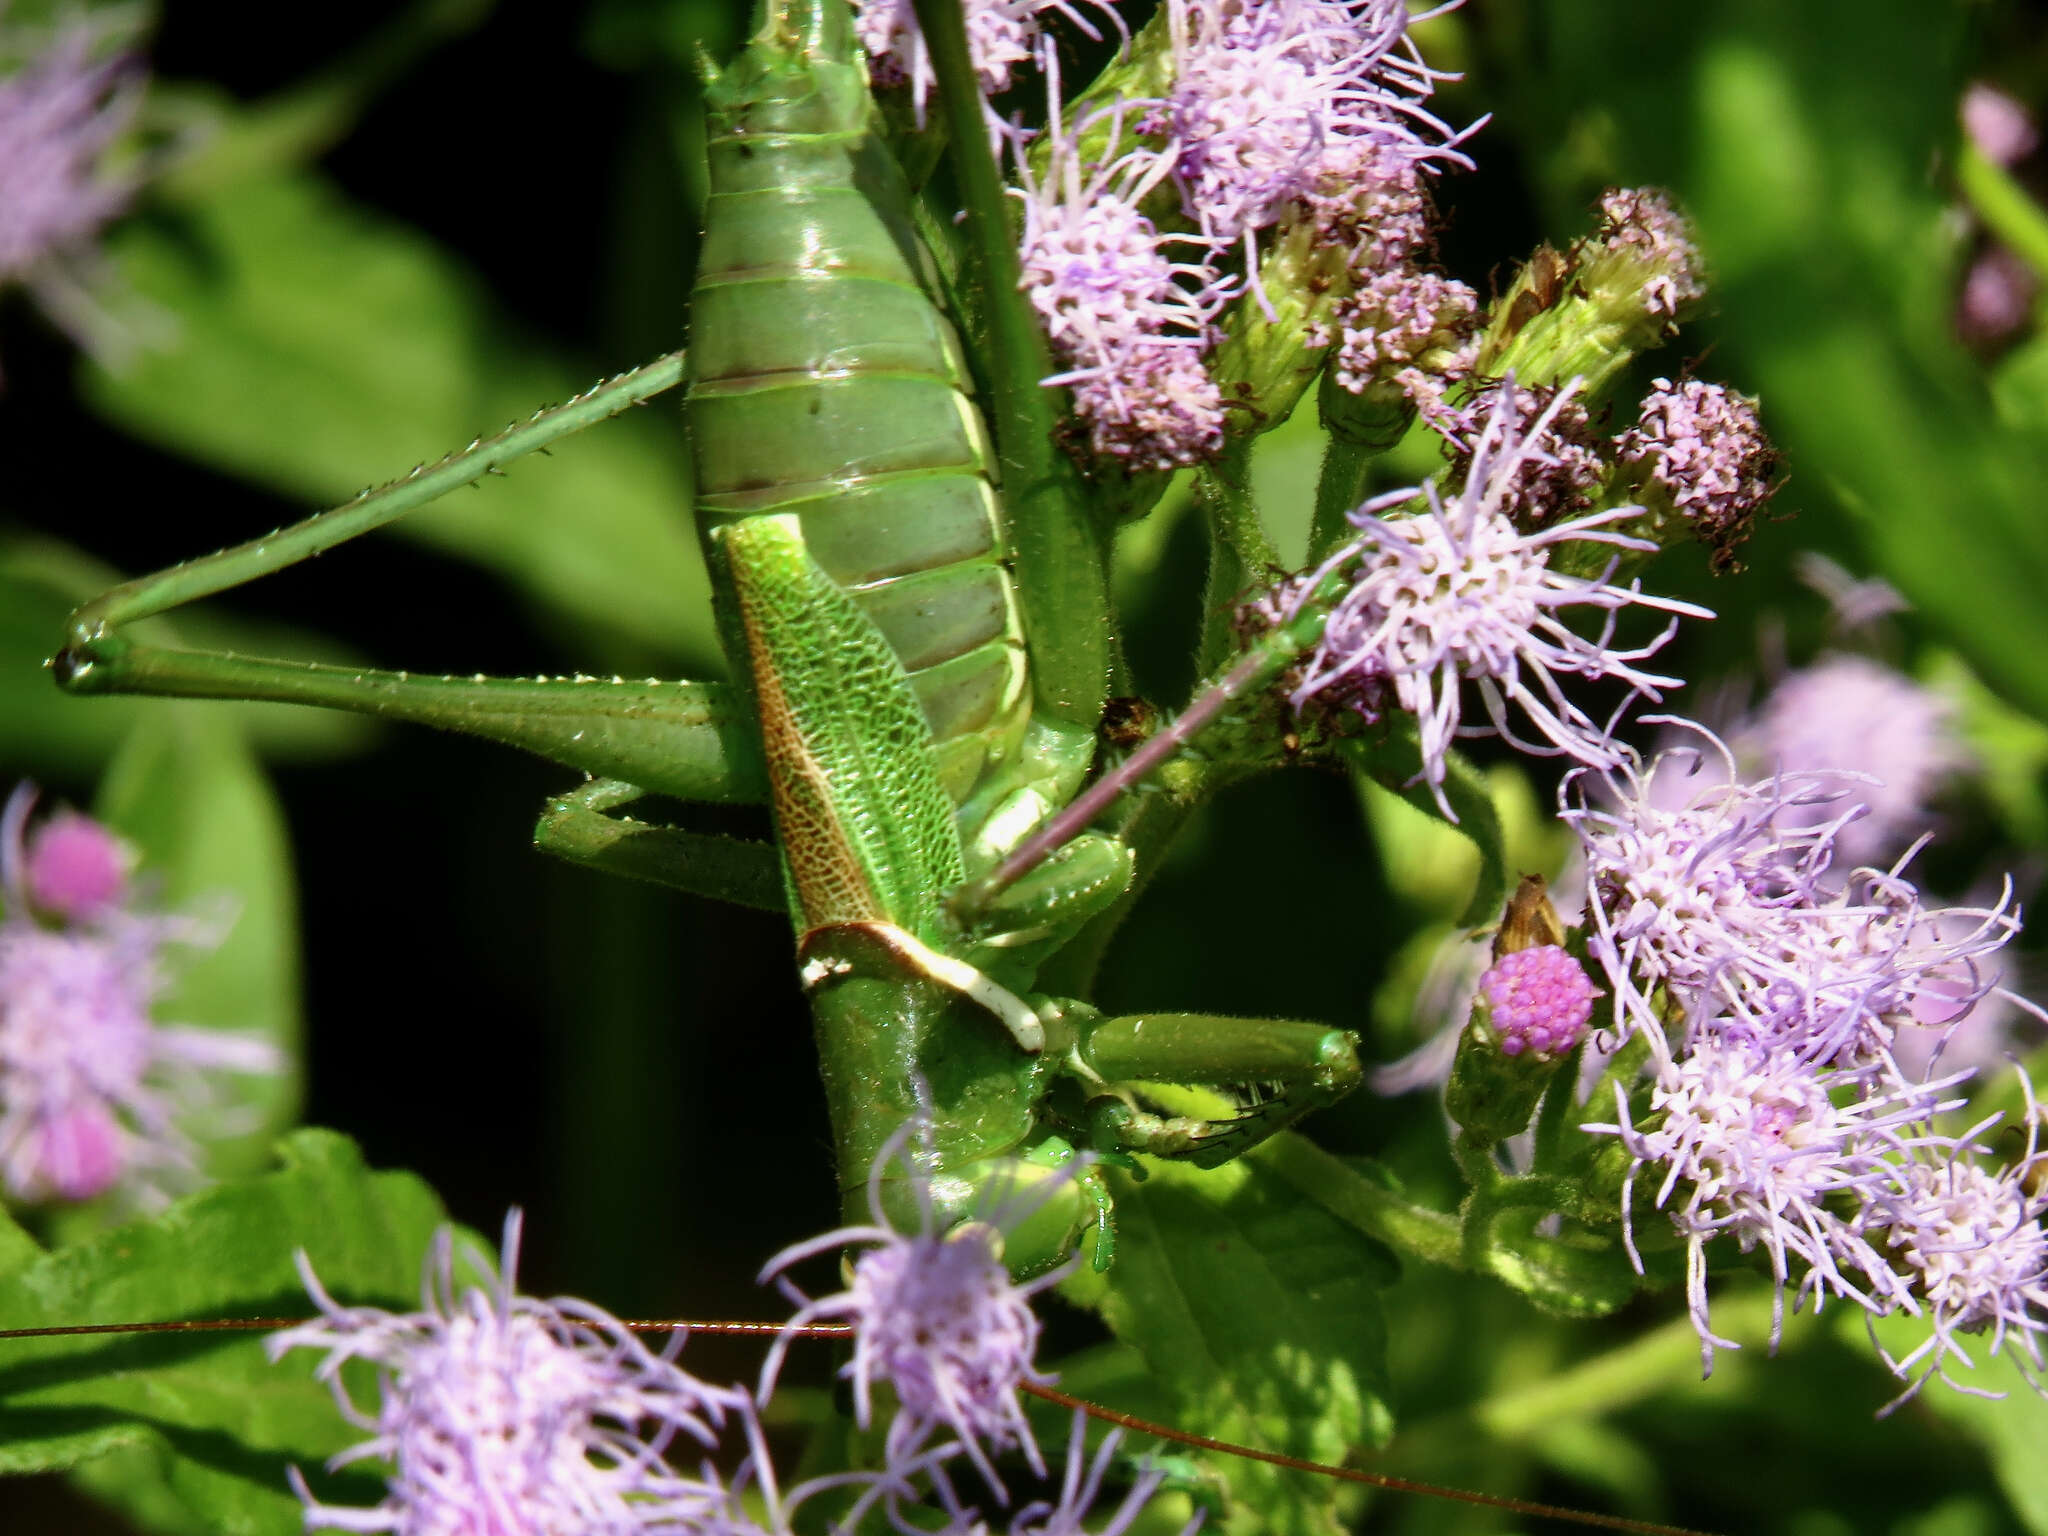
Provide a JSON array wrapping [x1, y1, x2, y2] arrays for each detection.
[[26, 811, 128, 921], [1477, 944, 1596, 1058]]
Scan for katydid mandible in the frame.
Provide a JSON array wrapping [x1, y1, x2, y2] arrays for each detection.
[[51, 0, 1365, 1273]]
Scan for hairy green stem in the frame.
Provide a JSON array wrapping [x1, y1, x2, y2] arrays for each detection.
[[1308, 432, 1372, 564], [1261, 1132, 1465, 1269], [909, 0, 1110, 729], [1196, 434, 1280, 671]]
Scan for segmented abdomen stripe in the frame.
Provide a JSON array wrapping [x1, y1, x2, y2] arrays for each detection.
[[688, 123, 1029, 802]]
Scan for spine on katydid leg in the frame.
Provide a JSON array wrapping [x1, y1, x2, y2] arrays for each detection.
[[686, 0, 1030, 806], [1444, 877, 1600, 1146]]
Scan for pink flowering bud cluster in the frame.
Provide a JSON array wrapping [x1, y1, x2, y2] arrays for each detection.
[[1582, 188, 1705, 325], [1306, 138, 1479, 414], [1569, 727, 2048, 1401], [1478, 944, 1595, 1058], [0, 783, 276, 1207], [0, 8, 149, 367], [272, 1131, 1192, 1535], [1421, 379, 1607, 531], [1615, 378, 1779, 569]]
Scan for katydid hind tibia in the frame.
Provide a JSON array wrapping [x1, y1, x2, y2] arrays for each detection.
[[50, 0, 1366, 1276]]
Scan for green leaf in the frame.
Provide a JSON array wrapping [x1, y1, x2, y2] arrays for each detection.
[[0, 1129, 448, 1535], [1865, 1316, 2048, 1536], [1068, 1148, 1396, 1536], [0, 538, 374, 774], [1338, 730, 1508, 928], [93, 706, 303, 1183], [86, 171, 718, 669], [1354, 763, 1569, 924], [0, 1202, 39, 1284]]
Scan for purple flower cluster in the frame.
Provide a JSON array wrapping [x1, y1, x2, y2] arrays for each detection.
[[0, 7, 147, 365], [1286, 385, 1710, 816], [1615, 378, 1778, 568], [0, 784, 276, 1207], [852, 0, 1121, 120], [1005, 0, 1471, 467], [1419, 380, 1607, 529], [1863, 1101, 2048, 1401], [271, 1211, 752, 1534], [276, 1124, 1189, 1535], [1161, 0, 1458, 250], [1016, 88, 1233, 470], [1568, 729, 2048, 1399], [1478, 944, 1596, 1058], [758, 1120, 1066, 1494], [1739, 654, 1965, 872]]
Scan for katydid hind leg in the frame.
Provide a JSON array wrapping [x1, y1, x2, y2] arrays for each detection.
[[57, 644, 765, 807], [533, 778, 781, 910]]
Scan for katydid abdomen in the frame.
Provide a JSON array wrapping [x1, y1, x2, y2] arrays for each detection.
[[688, 6, 1030, 805]]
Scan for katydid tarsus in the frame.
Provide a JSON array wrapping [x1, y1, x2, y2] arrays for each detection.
[[52, 0, 1367, 1277]]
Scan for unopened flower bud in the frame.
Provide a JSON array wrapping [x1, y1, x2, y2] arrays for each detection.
[[1478, 945, 1596, 1059], [1479, 189, 1705, 396], [25, 810, 129, 921], [1612, 378, 1779, 572], [1444, 880, 1601, 1144], [1210, 209, 1354, 434], [1215, 143, 1472, 436]]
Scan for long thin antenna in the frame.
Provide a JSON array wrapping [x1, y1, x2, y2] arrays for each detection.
[[0, 1316, 1721, 1536]]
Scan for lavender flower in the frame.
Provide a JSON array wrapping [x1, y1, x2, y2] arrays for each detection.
[[269, 1210, 750, 1535], [1288, 385, 1710, 816], [0, 7, 147, 364], [1163, 0, 1463, 252], [1863, 1103, 2048, 1404], [853, 0, 1118, 119], [1564, 733, 2025, 1069], [758, 1120, 1068, 1494], [1015, 87, 1230, 468], [1586, 1035, 1947, 1369], [919, 1413, 1196, 1535], [1959, 245, 2038, 347], [1564, 735, 1849, 1049], [1477, 944, 1596, 1058], [1964, 82, 2038, 168], [1741, 655, 1964, 871], [1614, 378, 1779, 570], [0, 785, 276, 1205]]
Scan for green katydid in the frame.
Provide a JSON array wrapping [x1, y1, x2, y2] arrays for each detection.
[[53, 0, 1367, 1275]]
